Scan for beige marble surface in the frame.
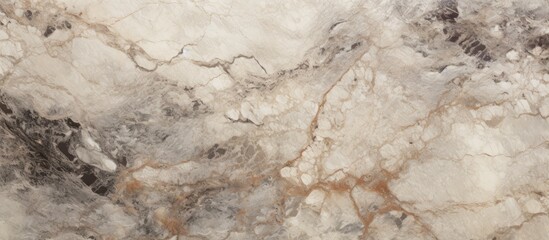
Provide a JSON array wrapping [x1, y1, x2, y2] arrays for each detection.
[[0, 0, 549, 239]]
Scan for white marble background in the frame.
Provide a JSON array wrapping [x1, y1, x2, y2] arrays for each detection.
[[0, 0, 549, 239]]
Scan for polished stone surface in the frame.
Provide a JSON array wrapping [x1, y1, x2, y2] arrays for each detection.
[[1, 0, 549, 239]]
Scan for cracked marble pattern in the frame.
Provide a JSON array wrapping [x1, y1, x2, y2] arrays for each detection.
[[0, 0, 549, 239]]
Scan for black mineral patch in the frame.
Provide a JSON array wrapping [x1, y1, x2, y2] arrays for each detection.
[[24, 10, 33, 20], [526, 34, 549, 50], [0, 101, 12, 114], [44, 26, 55, 37], [92, 185, 109, 196], [63, 21, 72, 29], [470, 44, 486, 55], [206, 144, 227, 160], [57, 140, 75, 161], [81, 170, 97, 186], [436, 0, 459, 22], [443, 27, 492, 62], [351, 42, 362, 50], [448, 32, 461, 42], [66, 118, 81, 129], [395, 218, 403, 228]]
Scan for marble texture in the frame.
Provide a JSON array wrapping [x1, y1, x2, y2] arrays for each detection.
[[0, 0, 549, 239]]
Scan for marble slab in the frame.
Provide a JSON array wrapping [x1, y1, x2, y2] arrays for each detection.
[[0, 0, 549, 239]]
